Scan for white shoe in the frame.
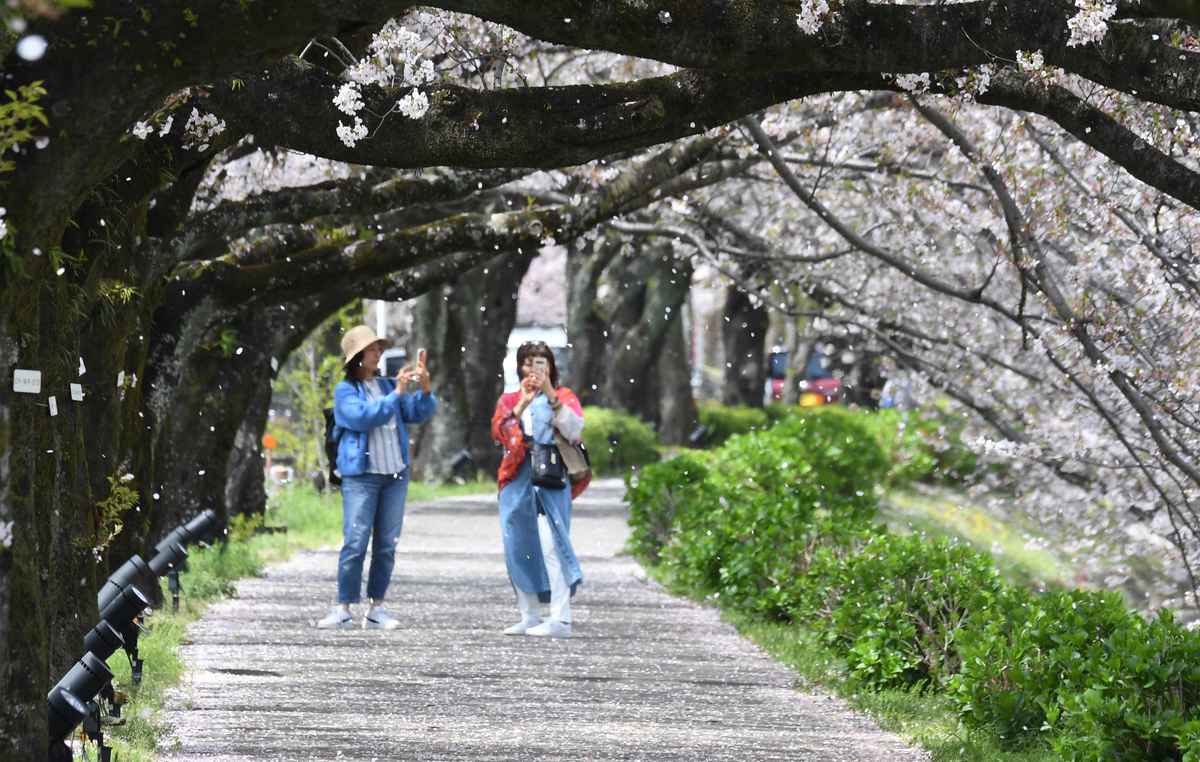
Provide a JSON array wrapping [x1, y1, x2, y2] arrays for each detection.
[[504, 618, 542, 635], [526, 620, 571, 638], [363, 607, 400, 630], [316, 607, 353, 629]]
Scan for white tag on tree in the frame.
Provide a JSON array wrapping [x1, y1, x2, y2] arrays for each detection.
[[270, 357, 279, 373], [70, 383, 84, 401], [13, 369, 41, 394], [117, 371, 125, 389], [78, 357, 86, 376], [48, 396, 58, 417]]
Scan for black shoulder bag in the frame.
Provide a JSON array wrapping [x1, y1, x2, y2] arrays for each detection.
[[530, 441, 567, 489]]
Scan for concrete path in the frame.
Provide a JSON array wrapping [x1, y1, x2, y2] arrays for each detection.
[[162, 479, 929, 761]]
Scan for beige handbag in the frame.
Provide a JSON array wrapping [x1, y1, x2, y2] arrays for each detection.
[[554, 431, 592, 482]]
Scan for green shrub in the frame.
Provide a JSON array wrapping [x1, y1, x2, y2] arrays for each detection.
[[581, 406, 661, 475], [764, 402, 797, 422], [627, 399, 1200, 760], [802, 533, 1006, 689], [625, 454, 712, 563], [854, 408, 978, 487], [910, 409, 979, 483], [657, 408, 888, 618], [951, 589, 1200, 758], [766, 410, 890, 503], [697, 401, 770, 446]]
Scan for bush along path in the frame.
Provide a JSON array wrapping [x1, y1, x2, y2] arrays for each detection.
[[628, 408, 1200, 761], [159, 478, 927, 761]]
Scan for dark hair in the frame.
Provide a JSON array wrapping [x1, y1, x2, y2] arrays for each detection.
[[344, 350, 366, 383], [516, 341, 559, 388]]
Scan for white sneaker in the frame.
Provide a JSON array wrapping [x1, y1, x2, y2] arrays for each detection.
[[526, 620, 571, 638], [504, 618, 542, 636], [363, 607, 400, 630], [316, 607, 353, 629]]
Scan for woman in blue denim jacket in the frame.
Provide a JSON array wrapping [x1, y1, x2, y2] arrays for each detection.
[[316, 325, 436, 630]]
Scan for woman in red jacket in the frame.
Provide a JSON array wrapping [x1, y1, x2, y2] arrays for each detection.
[[490, 342, 590, 638]]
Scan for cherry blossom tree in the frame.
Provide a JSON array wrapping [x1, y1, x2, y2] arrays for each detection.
[[3, 1, 1200, 755]]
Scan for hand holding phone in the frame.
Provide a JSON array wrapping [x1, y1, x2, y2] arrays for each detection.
[[397, 348, 431, 391], [531, 356, 553, 393]]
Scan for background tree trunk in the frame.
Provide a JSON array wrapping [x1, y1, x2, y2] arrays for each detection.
[[656, 313, 699, 445], [565, 235, 622, 407], [600, 240, 695, 429], [721, 286, 769, 407], [410, 253, 535, 481]]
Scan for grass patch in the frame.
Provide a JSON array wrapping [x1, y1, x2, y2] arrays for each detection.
[[102, 480, 489, 761], [879, 487, 1075, 590], [407, 474, 497, 503]]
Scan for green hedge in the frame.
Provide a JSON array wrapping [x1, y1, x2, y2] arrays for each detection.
[[951, 589, 1200, 758], [627, 406, 1200, 759], [801, 533, 1005, 689], [581, 406, 660, 476], [697, 402, 977, 486], [696, 401, 770, 446], [635, 408, 887, 619]]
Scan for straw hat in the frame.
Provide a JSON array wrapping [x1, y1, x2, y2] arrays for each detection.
[[340, 325, 391, 366]]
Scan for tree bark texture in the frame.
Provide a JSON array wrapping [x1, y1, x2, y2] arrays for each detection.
[[721, 286, 769, 408], [410, 253, 534, 482]]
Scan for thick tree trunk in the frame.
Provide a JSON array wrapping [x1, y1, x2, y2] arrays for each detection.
[[410, 253, 534, 481], [225, 376, 272, 518], [721, 286, 769, 407], [565, 236, 622, 407], [656, 313, 699, 445], [600, 240, 694, 429]]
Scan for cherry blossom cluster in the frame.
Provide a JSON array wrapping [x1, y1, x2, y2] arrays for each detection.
[[1066, 0, 1118, 47], [795, 0, 834, 35], [332, 18, 438, 148], [182, 108, 226, 151], [644, 88, 1200, 608]]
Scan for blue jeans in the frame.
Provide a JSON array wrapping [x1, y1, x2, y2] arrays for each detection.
[[337, 472, 409, 604]]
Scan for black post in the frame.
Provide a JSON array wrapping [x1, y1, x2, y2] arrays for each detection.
[[168, 569, 181, 612]]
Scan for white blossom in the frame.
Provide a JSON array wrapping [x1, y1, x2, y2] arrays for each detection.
[[1016, 49, 1045, 72], [796, 0, 833, 35], [157, 115, 174, 137], [131, 121, 154, 140], [893, 72, 931, 93], [333, 82, 365, 116], [403, 59, 436, 87], [1066, 1, 1117, 47], [182, 108, 227, 151], [397, 89, 430, 120], [15, 34, 47, 61], [336, 116, 369, 148]]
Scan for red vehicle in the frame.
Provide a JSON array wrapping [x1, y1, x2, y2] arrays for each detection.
[[794, 337, 883, 408], [797, 376, 842, 407]]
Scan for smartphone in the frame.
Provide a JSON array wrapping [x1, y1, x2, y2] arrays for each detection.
[[532, 357, 549, 376], [416, 348, 426, 367]]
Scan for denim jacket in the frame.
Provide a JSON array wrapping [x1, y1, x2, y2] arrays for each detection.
[[332, 378, 437, 477]]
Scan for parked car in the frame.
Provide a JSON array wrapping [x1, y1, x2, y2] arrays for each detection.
[[793, 336, 884, 408]]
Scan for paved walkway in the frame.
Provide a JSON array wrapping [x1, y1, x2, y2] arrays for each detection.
[[163, 479, 929, 761]]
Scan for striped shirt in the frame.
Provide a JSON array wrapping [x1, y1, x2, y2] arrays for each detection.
[[362, 379, 406, 475]]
